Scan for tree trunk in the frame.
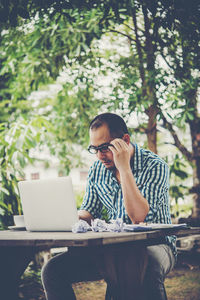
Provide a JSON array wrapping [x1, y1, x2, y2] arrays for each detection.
[[190, 119, 200, 220], [191, 165, 200, 219], [131, 4, 159, 154], [142, 5, 158, 154], [145, 104, 157, 153]]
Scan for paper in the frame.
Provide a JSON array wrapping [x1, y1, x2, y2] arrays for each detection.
[[123, 223, 188, 232], [72, 219, 188, 233], [72, 220, 91, 233], [91, 219, 108, 232], [107, 218, 124, 232]]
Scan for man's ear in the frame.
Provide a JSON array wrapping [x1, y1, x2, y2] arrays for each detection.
[[122, 134, 130, 145]]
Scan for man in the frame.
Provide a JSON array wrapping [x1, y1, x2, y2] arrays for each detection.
[[42, 112, 176, 300]]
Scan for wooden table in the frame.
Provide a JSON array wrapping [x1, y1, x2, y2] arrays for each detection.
[[0, 227, 199, 300]]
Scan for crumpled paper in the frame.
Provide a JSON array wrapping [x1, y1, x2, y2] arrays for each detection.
[[107, 218, 124, 232], [72, 219, 91, 233], [91, 218, 108, 232], [72, 219, 183, 233], [72, 218, 125, 233]]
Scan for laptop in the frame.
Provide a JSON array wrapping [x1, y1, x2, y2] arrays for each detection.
[[18, 176, 79, 231]]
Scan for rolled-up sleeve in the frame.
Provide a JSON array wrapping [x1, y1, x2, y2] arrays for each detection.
[[80, 165, 103, 218]]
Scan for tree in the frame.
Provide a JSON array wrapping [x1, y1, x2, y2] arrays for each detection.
[[110, 0, 200, 222], [0, 8, 107, 227], [148, 0, 200, 223], [0, 0, 200, 223], [105, 0, 200, 222], [0, 0, 160, 153]]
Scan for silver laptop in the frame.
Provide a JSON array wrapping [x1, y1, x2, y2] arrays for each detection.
[[18, 176, 79, 231]]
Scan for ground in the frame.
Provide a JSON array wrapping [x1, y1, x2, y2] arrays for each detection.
[[19, 252, 200, 300]]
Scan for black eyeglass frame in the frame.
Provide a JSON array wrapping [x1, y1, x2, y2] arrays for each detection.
[[87, 143, 114, 154]]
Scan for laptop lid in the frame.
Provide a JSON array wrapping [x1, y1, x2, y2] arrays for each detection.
[[18, 176, 79, 231]]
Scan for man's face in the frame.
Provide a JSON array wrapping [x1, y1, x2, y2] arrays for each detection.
[[89, 124, 115, 169]]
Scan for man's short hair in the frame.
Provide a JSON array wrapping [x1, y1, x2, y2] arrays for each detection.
[[89, 113, 129, 138]]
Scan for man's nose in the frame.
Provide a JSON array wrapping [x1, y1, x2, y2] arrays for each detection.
[[97, 150, 106, 159]]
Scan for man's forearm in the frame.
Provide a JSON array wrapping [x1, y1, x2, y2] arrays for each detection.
[[120, 169, 149, 223]]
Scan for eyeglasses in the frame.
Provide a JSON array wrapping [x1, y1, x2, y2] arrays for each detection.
[[88, 143, 113, 154]]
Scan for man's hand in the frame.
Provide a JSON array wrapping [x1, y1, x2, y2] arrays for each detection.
[[78, 210, 93, 225], [109, 138, 131, 172]]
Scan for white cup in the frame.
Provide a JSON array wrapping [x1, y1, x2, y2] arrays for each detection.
[[13, 215, 25, 227]]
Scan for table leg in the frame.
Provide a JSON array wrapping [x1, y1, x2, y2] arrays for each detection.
[[100, 243, 148, 300], [0, 247, 35, 300]]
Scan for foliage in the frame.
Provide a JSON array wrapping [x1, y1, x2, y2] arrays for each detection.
[[0, 0, 200, 220], [52, 78, 103, 148], [75, 190, 85, 210], [0, 116, 53, 228], [19, 263, 45, 300], [0, 0, 128, 28], [168, 154, 191, 218], [0, 8, 105, 100], [171, 202, 193, 220]]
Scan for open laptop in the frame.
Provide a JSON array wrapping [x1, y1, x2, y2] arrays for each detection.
[[18, 176, 79, 231]]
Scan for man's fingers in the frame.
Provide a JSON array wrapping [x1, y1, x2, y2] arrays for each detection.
[[110, 139, 128, 150]]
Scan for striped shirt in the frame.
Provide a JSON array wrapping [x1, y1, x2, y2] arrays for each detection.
[[81, 143, 176, 256]]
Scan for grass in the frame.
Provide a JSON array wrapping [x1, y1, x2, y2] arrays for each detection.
[[72, 267, 200, 300], [165, 268, 200, 300]]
